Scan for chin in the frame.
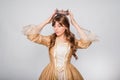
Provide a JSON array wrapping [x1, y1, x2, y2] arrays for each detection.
[[55, 32, 64, 37], [56, 34, 60, 37], [55, 33, 60, 36]]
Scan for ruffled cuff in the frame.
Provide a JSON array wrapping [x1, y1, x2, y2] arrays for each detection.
[[86, 31, 99, 42], [22, 24, 39, 36], [81, 28, 99, 42]]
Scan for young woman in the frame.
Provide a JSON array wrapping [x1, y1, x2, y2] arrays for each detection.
[[23, 9, 96, 80]]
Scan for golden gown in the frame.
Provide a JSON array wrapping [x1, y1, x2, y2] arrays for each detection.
[[23, 25, 93, 80]]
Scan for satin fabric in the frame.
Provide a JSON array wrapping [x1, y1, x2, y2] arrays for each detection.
[[23, 25, 92, 80], [26, 34, 91, 80]]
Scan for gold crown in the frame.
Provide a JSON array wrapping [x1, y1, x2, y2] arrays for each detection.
[[56, 9, 69, 15]]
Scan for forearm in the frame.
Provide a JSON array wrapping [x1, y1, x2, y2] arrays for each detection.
[[35, 11, 56, 33], [72, 18, 88, 40], [69, 11, 88, 40], [35, 20, 48, 33]]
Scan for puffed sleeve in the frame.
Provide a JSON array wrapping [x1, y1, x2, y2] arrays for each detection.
[[22, 24, 50, 47], [75, 39, 92, 49], [75, 31, 98, 49]]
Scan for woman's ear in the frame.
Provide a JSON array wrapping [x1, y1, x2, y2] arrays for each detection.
[[65, 27, 69, 32], [65, 27, 67, 29]]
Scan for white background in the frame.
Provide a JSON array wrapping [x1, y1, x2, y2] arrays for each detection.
[[0, 0, 120, 80]]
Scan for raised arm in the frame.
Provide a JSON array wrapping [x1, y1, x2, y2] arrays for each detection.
[[69, 11, 92, 48], [23, 10, 57, 47], [69, 11, 88, 40], [35, 10, 57, 33]]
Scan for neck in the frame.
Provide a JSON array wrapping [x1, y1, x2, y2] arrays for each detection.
[[56, 34, 67, 43]]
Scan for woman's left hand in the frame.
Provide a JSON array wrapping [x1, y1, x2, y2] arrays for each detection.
[[68, 11, 76, 26]]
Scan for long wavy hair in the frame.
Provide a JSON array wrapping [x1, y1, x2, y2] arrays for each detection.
[[49, 14, 78, 59]]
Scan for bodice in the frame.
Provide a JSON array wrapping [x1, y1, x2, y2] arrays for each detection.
[[54, 42, 70, 71]]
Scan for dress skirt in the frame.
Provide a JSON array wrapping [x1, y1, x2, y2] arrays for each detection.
[[39, 63, 84, 80]]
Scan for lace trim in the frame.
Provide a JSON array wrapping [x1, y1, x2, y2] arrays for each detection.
[[22, 24, 38, 35]]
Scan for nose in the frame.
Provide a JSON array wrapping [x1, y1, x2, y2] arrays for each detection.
[[54, 26, 58, 31]]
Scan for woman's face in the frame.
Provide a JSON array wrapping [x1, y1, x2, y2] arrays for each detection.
[[53, 21, 66, 37]]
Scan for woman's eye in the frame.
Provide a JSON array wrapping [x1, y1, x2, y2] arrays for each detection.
[[58, 25, 63, 27], [58, 26, 61, 27], [53, 25, 62, 28]]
